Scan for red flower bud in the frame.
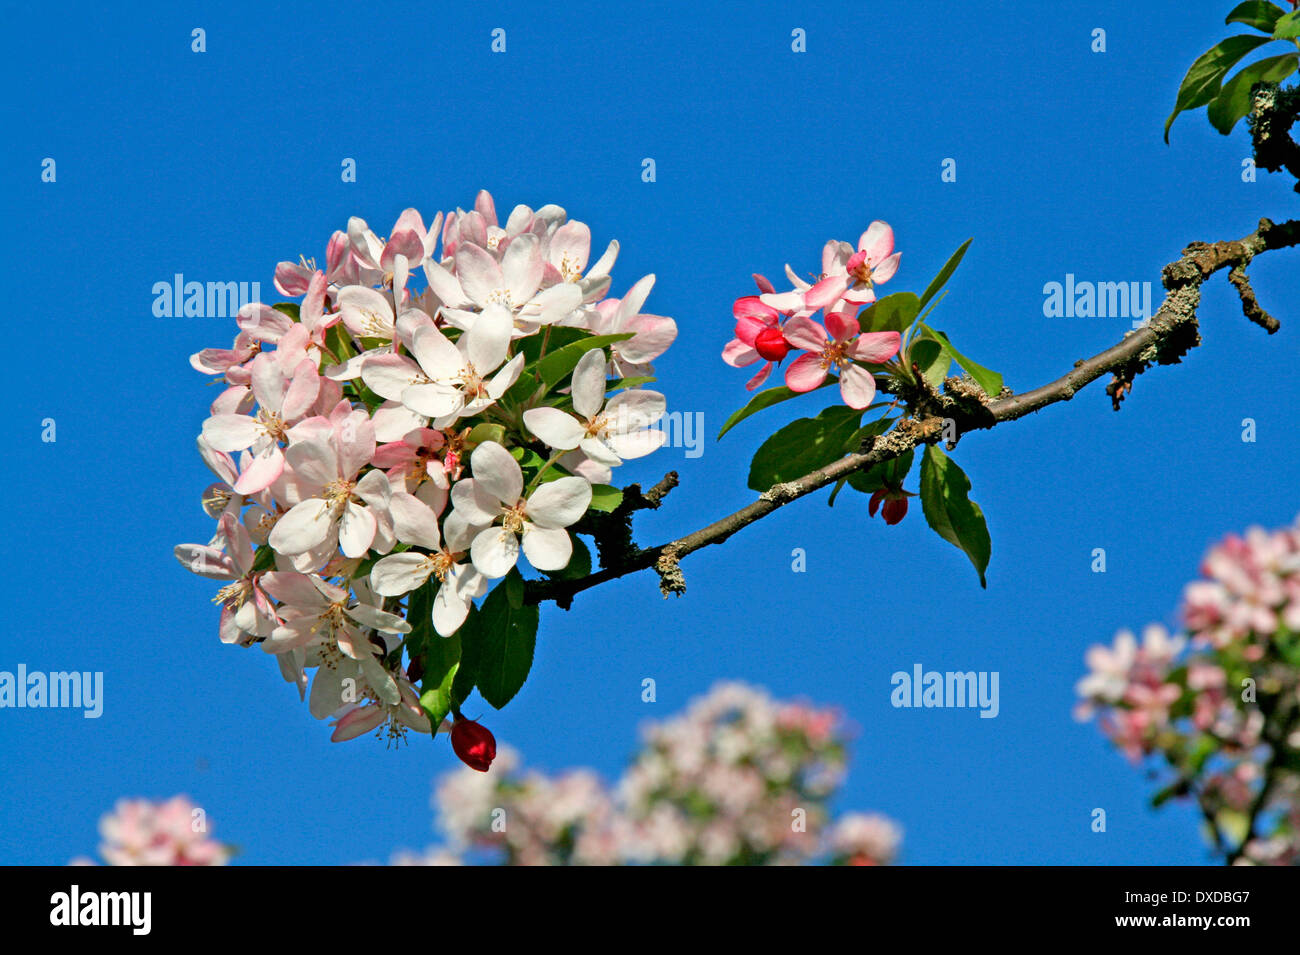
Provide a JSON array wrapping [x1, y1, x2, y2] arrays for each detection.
[[869, 488, 909, 525], [754, 326, 791, 361], [450, 718, 497, 772], [881, 496, 908, 525]]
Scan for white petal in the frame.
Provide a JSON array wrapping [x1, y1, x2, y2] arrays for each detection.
[[526, 476, 592, 529], [338, 502, 377, 558], [469, 441, 523, 505], [369, 553, 432, 596], [520, 524, 572, 571], [523, 407, 584, 451], [450, 479, 502, 526], [268, 498, 333, 555], [470, 526, 520, 579]]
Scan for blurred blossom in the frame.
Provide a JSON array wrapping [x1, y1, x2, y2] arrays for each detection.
[[74, 796, 231, 866], [1077, 518, 1300, 865], [396, 682, 899, 866]]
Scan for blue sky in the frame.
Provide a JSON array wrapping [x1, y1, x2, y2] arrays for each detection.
[[3, 0, 1297, 864]]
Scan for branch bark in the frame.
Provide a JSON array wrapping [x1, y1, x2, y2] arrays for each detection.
[[525, 216, 1300, 608]]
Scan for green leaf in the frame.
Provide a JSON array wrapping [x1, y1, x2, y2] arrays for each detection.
[[450, 606, 481, 707], [473, 583, 539, 709], [535, 333, 634, 389], [1275, 8, 1300, 38], [1163, 34, 1274, 141], [908, 338, 951, 389], [918, 239, 973, 310], [717, 380, 833, 440], [607, 375, 656, 391], [918, 324, 1002, 397], [464, 423, 506, 449], [271, 302, 300, 321], [1207, 53, 1300, 134], [325, 323, 355, 362], [919, 446, 991, 588], [504, 567, 525, 609], [519, 326, 587, 365], [418, 632, 461, 730], [857, 292, 921, 334], [587, 484, 623, 512], [250, 544, 276, 574], [747, 405, 864, 492], [1226, 1, 1286, 32]]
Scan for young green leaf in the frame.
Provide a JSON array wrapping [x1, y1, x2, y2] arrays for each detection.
[[1226, 1, 1286, 32], [535, 333, 633, 389], [747, 405, 864, 492], [919, 445, 991, 588], [1276, 8, 1300, 38], [717, 379, 833, 440], [858, 292, 921, 334], [918, 324, 1003, 397], [1164, 34, 1274, 141], [917, 239, 973, 310], [587, 485, 623, 512], [473, 583, 539, 710], [908, 338, 951, 388], [450, 606, 481, 707], [418, 632, 461, 731], [1206, 53, 1299, 134]]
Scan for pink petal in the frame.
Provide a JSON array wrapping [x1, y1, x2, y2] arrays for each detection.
[[781, 315, 828, 353], [785, 353, 827, 392], [839, 364, 877, 409], [858, 221, 894, 265], [850, 331, 902, 363]]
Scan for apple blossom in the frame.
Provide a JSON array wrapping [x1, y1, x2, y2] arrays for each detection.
[[181, 192, 673, 755], [451, 441, 592, 577], [523, 348, 667, 467], [783, 311, 901, 409]]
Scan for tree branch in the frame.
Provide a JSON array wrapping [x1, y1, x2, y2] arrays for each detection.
[[525, 216, 1300, 608]]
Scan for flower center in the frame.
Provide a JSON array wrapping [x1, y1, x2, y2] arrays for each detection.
[[457, 362, 488, 398], [427, 552, 457, 582], [502, 500, 528, 535], [819, 339, 850, 371], [256, 408, 287, 440], [357, 307, 390, 336], [323, 479, 357, 514], [559, 252, 583, 282], [584, 413, 610, 440], [485, 288, 514, 308], [212, 580, 250, 608], [203, 487, 232, 511]]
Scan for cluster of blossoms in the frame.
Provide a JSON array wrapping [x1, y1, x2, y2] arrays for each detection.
[[1077, 518, 1300, 865], [399, 682, 901, 866], [176, 192, 676, 752], [723, 221, 904, 409], [71, 796, 231, 866]]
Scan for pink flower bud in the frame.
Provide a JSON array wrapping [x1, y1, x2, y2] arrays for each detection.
[[451, 718, 497, 772]]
